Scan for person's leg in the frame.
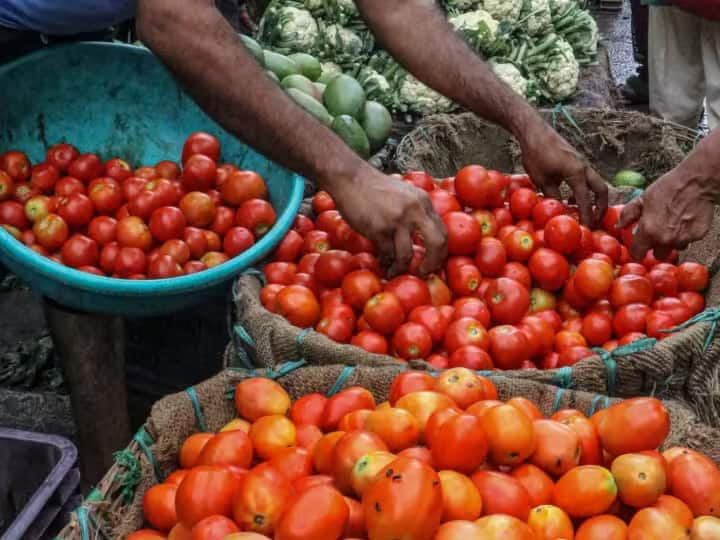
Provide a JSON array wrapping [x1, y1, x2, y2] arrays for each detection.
[[649, 6, 706, 128], [701, 18, 720, 130], [623, 0, 651, 104]]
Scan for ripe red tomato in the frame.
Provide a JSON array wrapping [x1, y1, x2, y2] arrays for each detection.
[[134, 166, 156, 179], [574, 259, 614, 300], [403, 171, 436, 192], [448, 344, 493, 369], [316, 316, 354, 343], [350, 330, 388, 354], [24, 195, 53, 223], [210, 206, 235, 236], [475, 237, 506, 277], [0, 171, 15, 202], [393, 322, 433, 359], [117, 216, 152, 251], [448, 263, 481, 296], [646, 310, 676, 339], [276, 485, 349, 540], [428, 189, 461, 216], [443, 211, 482, 255], [314, 250, 353, 288], [532, 198, 565, 228], [488, 325, 530, 369], [502, 229, 535, 262], [182, 132, 220, 163], [33, 214, 68, 250], [593, 233, 622, 264], [610, 274, 654, 307], [501, 262, 532, 289], [265, 262, 298, 285], [275, 285, 321, 328], [470, 209, 497, 238], [148, 206, 186, 242], [158, 239, 191, 264], [274, 230, 304, 263], [115, 246, 148, 277], [29, 163, 60, 193], [181, 154, 217, 192], [88, 178, 124, 215], [471, 470, 532, 520], [679, 291, 705, 316], [181, 227, 207, 259], [68, 153, 103, 181], [0, 150, 31, 181], [528, 248, 570, 291], [222, 227, 253, 257], [509, 188, 539, 220], [388, 371, 436, 406], [340, 269, 381, 310], [379, 276, 430, 315], [613, 303, 652, 338], [292, 214, 314, 235], [104, 158, 132, 182], [180, 192, 216, 227], [322, 386, 375, 432], [312, 191, 335, 214], [148, 254, 183, 279], [236, 198, 276, 236], [221, 170, 267, 205], [544, 215, 581, 255], [45, 144, 79, 173], [61, 234, 99, 268], [484, 277, 530, 325], [444, 317, 490, 353], [581, 312, 613, 346], [677, 262, 708, 292], [0, 200, 29, 229], [363, 292, 405, 335], [155, 160, 181, 180], [175, 465, 238, 527]]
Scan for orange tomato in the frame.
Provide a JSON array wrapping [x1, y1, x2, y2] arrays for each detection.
[[425, 408, 461, 448], [668, 452, 720, 517], [611, 452, 666, 508], [474, 515, 535, 540], [143, 483, 178, 531], [388, 371, 436, 405], [465, 399, 503, 419], [627, 507, 690, 539], [362, 457, 443, 540], [351, 451, 397, 497], [527, 505, 574, 540], [430, 413, 488, 474], [477, 376, 498, 400], [653, 495, 694, 529], [313, 431, 345, 474], [234, 378, 290, 422], [591, 398, 670, 456], [530, 419, 581, 476], [190, 515, 239, 540], [322, 386, 376, 431], [294, 474, 334, 493], [165, 470, 189, 487], [289, 393, 327, 427], [127, 530, 167, 540], [338, 409, 372, 431], [220, 418, 251, 433], [470, 470, 531, 521], [224, 534, 271, 540], [232, 463, 293, 535], [478, 404, 536, 466], [575, 514, 628, 540], [168, 522, 192, 540], [249, 415, 297, 460], [331, 431, 388, 494], [179, 433, 214, 469], [434, 367, 486, 409], [175, 466, 239, 527], [507, 397, 543, 420], [198, 431, 253, 469], [691, 516, 720, 539], [554, 466, 617, 518], [557, 413, 603, 466], [343, 496, 366, 538], [295, 424, 323, 455], [438, 470, 483, 522], [551, 408, 586, 422], [275, 485, 349, 540], [395, 391, 457, 435], [510, 463, 554, 507], [434, 520, 482, 539], [397, 446, 434, 467], [364, 407, 421, 452], [269, 447, 313, 483]]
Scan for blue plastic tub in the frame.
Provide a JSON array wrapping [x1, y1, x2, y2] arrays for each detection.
[[0, 42, 304, 316]]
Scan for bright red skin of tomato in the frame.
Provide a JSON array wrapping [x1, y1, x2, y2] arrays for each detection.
[[29, 163, 60, 193], [158, 239, 191, 264], [528, 248, 570, 291], [292, 272, 319, 296], [610, 274, 654, 307], [428, 189, 461, 216], [384, 275, 432, 314], [544, 215, 581, 255], [501, 262, 532, 290], [520, 315, 555, 356], [363, 292, 405, 335], [646, 310, 677, 339], [32, 214, 68, 250], [472, 209, 499, 238], [182, 132, 220, 163], [115, 246, 147, 277], [274, 230, 304, 263], [393, 322, 433, 359], [292, 214, 314, 236], [648, 267, 679, 297], [61, 234, 99, 268], [403, 171, 436, 192], [68, 153, 103, 181], [677, 262, 708, 292], [475, 237, 506, 277], [312, 191, 335, 213], [613, 303, 652, 336], [452, 297, 491, 327], [679, 291, 705, 316], [54, 176, 84, 198], [351, 331, 389, 355], [532, 199, 565, 229], [1, 151, 31, 181], [236, 198, 276, 236], [321, 386, 375, 432], [574, 258, 614, 300], [449, 345, 493, 370], [181, 154, 217, 192], [155, 160, 181, 180], [209, 206, 235, 236], [388, 371, 436, 406], [99, 242, 120, 274], [183, 227, 208, 258], [104, 158, 132, 182], [442, 211, 482, 255], [601, 205, 625, 238], [180, 192, 216, 228], [264, 262, 297, 285], [509, 187, 539, 220], [559, 345, 594, 367], [45, 144, 79, 173], [444, 316, 490, 353], [471, 470, 532, 521], [503, 229, 535, 262], [448, 263, 481, 296], [316, 315, 354, 343], [341, 269, 382, 310], [221, 170, 267, 206], [223, 227, 255, 257], [183, 260, 206, 274], [0, 171, 15, 202], [313, 250, 353, 288], [148, 254, 184, 279], [147, 206, 185, 242], [127, 190, 159, 220], [620, 262, 648, 277], [488, 325, 530, 369], [484, 277, 530, 325], [89, 179, 124, 214], [581, 312, 613, 346]]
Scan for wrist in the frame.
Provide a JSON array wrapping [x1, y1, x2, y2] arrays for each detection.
[[315, 155, 368, 194], [682, 136, 720, 201]]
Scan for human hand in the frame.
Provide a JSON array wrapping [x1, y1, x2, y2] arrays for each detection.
[[617, 162, 718, 260], [322, 167, 447, 277], [518, 120, 608, 226]]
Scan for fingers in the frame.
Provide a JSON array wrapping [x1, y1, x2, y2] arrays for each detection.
[[570, 179, 594, 227], [539, 179, 562, 200], [586, 167, 609, 222], [629, 220, 652, 261], [388, 226, 413, 279], [417, 205, 448, 277], [653, 245, 673, 261], [617, 198, 644, 228], [374, 232, 396, 272]]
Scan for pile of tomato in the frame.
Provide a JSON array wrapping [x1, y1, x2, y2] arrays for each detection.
[[129, 369, 720, 540], [262, 167, 709, 369], [0, 133, 278, 278]]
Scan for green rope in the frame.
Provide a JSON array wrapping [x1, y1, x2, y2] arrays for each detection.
[[588, 394, 610, 416], [326, 366, 356, 397], [233, 324, 256, 369], [612, 337, 657, 356], [552, 366, 574, 389], [78, 507, 91, 540], [268, 359, 308, 380], [112, 448, 142, 504], [663, 307, 720, 351], [592, 347, 618, 397], [626, 188, 644, 202], [133, 427, 163, 482], [552, 387, 566, 413], [476, 370, 495, 378], [185, 387, 207, 432], [551, 104, 585, 138]]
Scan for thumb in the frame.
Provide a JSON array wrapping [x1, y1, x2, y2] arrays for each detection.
[[617, 197, 644, 228]]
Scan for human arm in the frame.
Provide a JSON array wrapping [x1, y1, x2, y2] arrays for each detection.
[[617, 130, 720, 259], [356, 0, 608, 225], [135, 0, 446, 275]]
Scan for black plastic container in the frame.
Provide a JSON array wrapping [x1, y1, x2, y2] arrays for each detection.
[[0, 428, 80, 540]]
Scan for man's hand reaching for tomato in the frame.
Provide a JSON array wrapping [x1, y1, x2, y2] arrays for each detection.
[[617, 130, 720, 260]]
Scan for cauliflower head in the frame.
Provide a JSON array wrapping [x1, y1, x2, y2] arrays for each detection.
[[398, 75, 455, 115], [303, 0, 324, 11], [260, 6, 319, 51], [319, 23, 369, 59], [483, 0, 523, 22], [521, 0, 552, 37], [537, 37, 579, 100], [490, 61, 528, 98], [550, 0, 575, 16], [449, 9, 500, 53]]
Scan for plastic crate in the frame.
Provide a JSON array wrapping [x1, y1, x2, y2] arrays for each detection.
[[0, 428, 80, 540]]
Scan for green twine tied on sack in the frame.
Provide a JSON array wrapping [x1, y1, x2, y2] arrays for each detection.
[[588, 394, 611, 416], [134, 426, 164, 482], [327, 366, 356, 397], [662, 307, 720, 351], [626, 188, 644, 202], [592, 347, 618, 397], [552, 366, 574, 389], [268, 359, 308, 380], [76, 489, 107, 540], [186, 386, 207, 432], [112, 448, 142, 503], [233, 324, 256, 369], [552, 387, 566, 413], [551, 104, 584, 138]]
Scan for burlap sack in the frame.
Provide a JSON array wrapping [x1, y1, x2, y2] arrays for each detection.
[[57, 363, 720, 539]]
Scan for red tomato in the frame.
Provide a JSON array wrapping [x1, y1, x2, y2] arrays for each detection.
[[61, 234, 99, 268], [182, 132, 220, 163], [653, 297, 692, 325], [175, 465, 239, 527], [574, 259, 614, 300], [314, 250, 353, 288], [452, 297, 491, 327], [388, 371, 436, 406], [0, 200, 28, 229], [158, 239, 191, 264], [183, 227, 208, 258], [148, 254, 183, 278], [582, 312, 613, 346], [351, 331, 389, 354], [409, 305, 450, 343], [428, 189, 461, 216], [471, 470, 532, 520], [104, 158, 132, 182], [610, 274, 654, 308], [292, 214, 313, 235], [620, 262, 648, 277], [181, 154, 217, 192], [275, 485, 348, 540], [236, 199, 275, 237], [679, 291, 705, 316], [448, 345, 493, 369], [645, 310, 676, 339], [528, 248, 570, 291], [503, 229, 535, 262], [66, 153, 103, 181], [155, 160, 181, 180], [221, 170, 267, 205], [443, 211, 482, 255], [488, 325, 530, 369], [223, 227, 254, 257], [430, 414, 488, 474], [677, 262, 708, 292], [545, 215, 581, 254], [363, 292, 405, 335], [593, 233, 622, 264], [115, 247, 147, 276], [29, 162, 59, 193], [33, 213, 68, 250], [470, 209, 498, 238], [484, 277, 530, 325], [86, 216, 117, 245], [509, 187, 539, 220], [89, 179, 124, 215], [275, 285, 320, 328], [0, 172, 15, 202], [273, 230, 303, 263], [116, 216, 152, 251], [322, 386, 375, 432], [475, 237, 506, 277], [448, 264, 481, 296], [147, 206, 185, 242], [312, 191, 335, 213], [532, 199, 565, 229], [403, 171, 436, 192], [393, 322, 433, 359], [180, 192, 216, 228], [444, 317, 489, 353], [501, 262, 532, 290], [45, 144, 79, 173], [648, 267, 679, 297], [24, 195, 52, 223], [613, 303, 652, 336]]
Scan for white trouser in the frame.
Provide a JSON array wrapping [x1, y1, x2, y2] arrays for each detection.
[[649, 5, 720, 130]]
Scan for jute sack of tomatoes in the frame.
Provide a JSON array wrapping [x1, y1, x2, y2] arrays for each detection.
[[58, 363, 720, 540]]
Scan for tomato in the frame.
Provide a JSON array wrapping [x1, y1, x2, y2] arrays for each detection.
[[181, 132, 220, 163], [620, 262, 647, 277], [447, 263, 479, 296], [395, 391, 456, 437], [24, 195, 52, 223], [648, 267, 679, 298], [231, 463, 293, 535], [422, 274, 449, 308], [133, 166, 156, 180], [316, 316, 353, 343], [450, 298, 489, 326], [286, 394, 325, 428], [275, 285, 320, 328], [352, 252, 381, 274], [33, 214, 69, 250], [676, 261, 708, 292], [196, 430, 253, 469], [473, 237, 505, 278], [574, 514, 627, 540], [613, 303, 652, 336], [0, 150, 30, 181], [519, 315, 554, 356], [428, 189, 461, 216], [479, 404, 536, 466], [574, 259, 614, 300], [391, 322, 432, 359], [652, 495, 694, 528], [291, 215, 313, 237], [553, 465, 617, 518], [510, 464, 553, 507], [142, 483, 178, 531], [543, 215, 580, 255], [580, 312, 612, 346], [471, 470, 532, 520], [221, 170, 267, 205], [526, 505, 574, 540], [60, 234, 99, 268], [442, 211, 482, 255], [312, 191, 335, 214], [271, 231, 303, 264], [528, 289, 556, 314], [475, 515, 535, 540], [100, 158, 131, 183], [455, 165, 495, 209], [610, 452, 666, 509], [180, 154, 217, 192], [592, 233, 622, 264], [388, 372, 436, 406], [678, 291, 705, 317], [88, 178, 124, 215], [484, 277, 530, 325], [175, 465, 239, 526], [0, 171, 14, 202], [83, 216, 117, 247], [424, 408, 461, 448], [363, 293, 405, 335], [406, 305, 448, 344], [264, 262, 297, 286], [59, 192, 98, 230], [437, 471, 482, 522], [508, 187, 539, 219], [45, 144, 79, 173], [331, 430, 388, 494], [0, 200, 28, 229], [646, 310, 676, 339], [592, 397, 669, 456], [146, 206, 185, 242], [28, 162, 59, 193], [532, 199, 565, 228], [609, 274, 653, 308], [234, 378, 290, 422], [322, 387, 375, 432], [176, 192, 214, 228], [312, 432, 346, 475], [501, 229, 534, 262], [446, 344, 491, 370], [363, 408, 418, 454], [430, 413, 488, 474], [232, 199, 274, 237], [528, 248, 570, 291], [115, 216, 151, 251], [200, 251, 229, 268], [156, 239, 190, 265], [627, 507, 690, 539], [501, 262, 532, 290], [126, 529, 167, 540], [274, 485, 348, 540], [487, 325, 530, 369], [295, 425, 322, 455], [313, 250, 352, 288], [223, 227, 254, 258], [348, 330, 387, 354], [444, 317, 489, 353], [403, 171, 436, 192], [668, 452, 720, 517]]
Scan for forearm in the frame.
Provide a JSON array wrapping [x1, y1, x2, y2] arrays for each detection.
[[679, 129, 720, 202], [356, 0, 540, 139], [136, 0, 367, 190]]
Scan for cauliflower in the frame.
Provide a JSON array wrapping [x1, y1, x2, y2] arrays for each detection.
[[521, 0, 552, 37], [259, 6, 319, 52], [443, 0, 482, 11], [356, 66, 396, 108], [490, 61, 528, 98], [563, 10, 599, 60], [317, 23, 373, 62], [398, 75, 456, 115], [483, 0, 523, 23], [535, 37, 579, 100], [303, 0, 324, 11], [321, 62, 343, 78], [550, 0, 575, 16], [449, 9, 500, 54]]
